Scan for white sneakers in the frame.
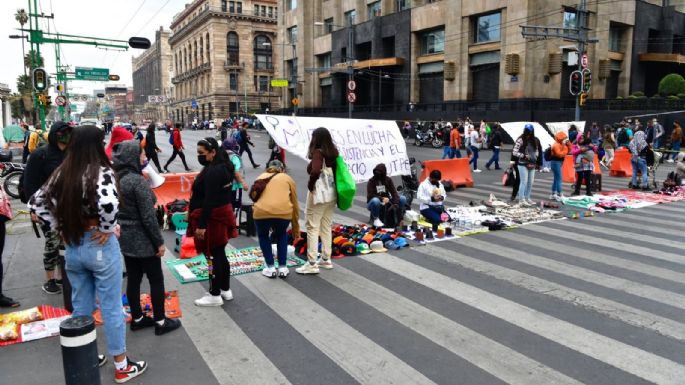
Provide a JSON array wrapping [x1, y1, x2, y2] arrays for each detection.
[[373, 218, 384, 227], [277, 267, 289, 278], [473, 169, 482, 173], [665, 159, 675, 163], [194, 290, 233, 306], [317, 260, 334, 270], [221, 289, 233, 301], [262, 266, 277, 278], [295, 263, 320, 274]]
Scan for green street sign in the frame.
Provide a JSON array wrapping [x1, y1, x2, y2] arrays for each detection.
[[75, 67, 110, 81], [270, 79, 289, 88]]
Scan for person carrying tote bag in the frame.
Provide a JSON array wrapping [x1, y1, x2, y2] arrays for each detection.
[[297, 127, 339, 275]]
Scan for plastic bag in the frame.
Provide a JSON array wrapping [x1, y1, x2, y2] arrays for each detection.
[[335, 156, 356, 210]]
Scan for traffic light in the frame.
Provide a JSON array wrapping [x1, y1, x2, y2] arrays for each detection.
[[579, 93, 587, 106], [569, 70, 582, 96], [582, 68, 592, 93], [33, 68, 48, 92]]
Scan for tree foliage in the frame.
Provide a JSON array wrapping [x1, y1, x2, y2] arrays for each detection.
[[658, 73, 685, 96]]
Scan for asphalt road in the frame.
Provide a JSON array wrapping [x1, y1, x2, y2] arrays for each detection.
[[1, 127, 684, 385]]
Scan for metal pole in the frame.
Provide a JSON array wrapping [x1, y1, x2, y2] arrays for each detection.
[[60, 316, 100, 385], [574, 0, 587, 122], [348, 25, 353, 119], [378, 70, 381, 112], [292, 44, 297, 116], [282, 41, 286, 111]]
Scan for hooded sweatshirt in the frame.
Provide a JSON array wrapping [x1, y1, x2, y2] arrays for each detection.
[[23, 121, 69, 200], [106, 126, 134, 160], [550, 131, 572, 160], [629, 131, 648, 158], [112, 140, 165, 257], [366, 164, 400, 204]]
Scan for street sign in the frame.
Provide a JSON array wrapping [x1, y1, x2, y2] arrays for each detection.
[[75, 67, 110, 81], [291, 98, 299, 106], [191, 99, 198, 109], [54, 96, 67, 106], [347, 92, 356, 103], [347, 80, 356, 91], [270, 79, 289, 88], [581, 53, 588, 68]]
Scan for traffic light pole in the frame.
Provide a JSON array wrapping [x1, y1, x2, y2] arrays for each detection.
[[574, 0, 587, 121]]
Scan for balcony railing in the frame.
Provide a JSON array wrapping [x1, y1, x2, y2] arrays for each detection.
[[224, 60, 242, 71], [254, 63, 274, 71]]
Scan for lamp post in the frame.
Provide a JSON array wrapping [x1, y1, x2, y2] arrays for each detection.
[[14, 9, 28, 77], [315, 20, 354, 119]]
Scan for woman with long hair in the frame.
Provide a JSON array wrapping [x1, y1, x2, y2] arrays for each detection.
[[29, 125, 147, 383], [186, 137, 237, 306], [296, 127, 339, 275], [144, 124, 163, 173], [511, 124, 542, 205]]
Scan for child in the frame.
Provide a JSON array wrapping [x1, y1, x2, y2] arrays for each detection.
[[571, 135, 597, 196]]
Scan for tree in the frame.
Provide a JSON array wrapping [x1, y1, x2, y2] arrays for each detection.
[[658, 73, 685, 96]]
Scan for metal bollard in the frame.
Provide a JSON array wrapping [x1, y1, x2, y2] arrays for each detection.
[[60, 316, 101, 385]]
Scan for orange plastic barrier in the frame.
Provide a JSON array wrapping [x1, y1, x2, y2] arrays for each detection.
[[609, 147, 632, 177], [419, 159, 474, 187], [154, 172, 198, 206], [562, 154, 602, 183]]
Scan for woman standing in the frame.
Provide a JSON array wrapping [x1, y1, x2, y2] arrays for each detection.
[[144, 124, 163, 173], [550, 131, 572, 200], [571, 135, 597, 196], [113, 140, 181, 335], [0, 184, 18, 307], [468, 126, 482, 172], [296, 127, 339, 275], [602, 126, 616, 168], [29, 125, 147, 383], [221, 138, 249, 209], [667, 121, 683, 162], [629, 131, 650, 190], [187, 138, 237, 306], [512, 124, 542, 205], [252, 160, 300, 279]]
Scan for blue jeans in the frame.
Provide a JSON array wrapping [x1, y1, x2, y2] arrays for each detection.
[[420, 206, 444, 230], [441, 146, 451, 159], [550, 160, 563, 195], [65, 231, 125, 356], [670, 141, 681, 160], [516, 165, 536, 200], [485, 147, 500, 169], [255, 218, 291, 267], [367, 196, 408, 219], [469, 146, 479, 169], [631, 157, 648, 187], [450, 148, 462, 159]]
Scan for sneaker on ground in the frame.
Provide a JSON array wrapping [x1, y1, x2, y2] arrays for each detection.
[[42, 279, 62, 295], [473, 169, 482, 173], [220, 289, 234, 301], [295, 263, 320, 275], [262, 266, 277, 278], [277, 267, 289, 279], [194, 293, 223, 307], [114, 358, 147, 384], [317, 260, 334, 270], [155, 317, 182, 336], [130, 316, 156, 331], [372, 218, 384, 227]]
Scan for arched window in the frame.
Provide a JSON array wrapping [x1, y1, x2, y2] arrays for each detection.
[[206, 32, 210, 64], [227, 32, 239, 65], [199, 37, 204, 64], [253, 35, 272, 70], [193, 40, 198, 68]]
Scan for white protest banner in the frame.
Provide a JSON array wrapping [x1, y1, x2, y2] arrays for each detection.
[[546, 121, 586, 135], [256, 115, 410, 183], [500, 122, 555, 150]]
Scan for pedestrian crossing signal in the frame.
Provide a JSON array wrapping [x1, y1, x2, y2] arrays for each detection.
[[579, 93, 587, 106]]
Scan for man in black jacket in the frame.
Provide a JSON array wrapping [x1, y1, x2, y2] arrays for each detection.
[[24, 121, 72, 294], [366, 164, 407, 227], [485, 124, 503, 170]]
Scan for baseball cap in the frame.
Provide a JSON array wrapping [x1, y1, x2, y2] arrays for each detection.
[[394, 238, 409, 248], [356, 243, 371, 254], [384, 240, 401, 250], [524, 123, 534, 132], [370, 240, 388, 253], [341, 242, 357, 256]]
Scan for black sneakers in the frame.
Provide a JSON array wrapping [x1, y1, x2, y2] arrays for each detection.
[[130, 316, 156, 332], [154, 318, 182, 336], [42, 279, 62, 294], [0, 294, 19, 308]]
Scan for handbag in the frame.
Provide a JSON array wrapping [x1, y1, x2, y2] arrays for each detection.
[[334, 155, 356, 210], [312, 158, 336, 205], [0, 185, 12, 220], [249, 172, 278, 202]]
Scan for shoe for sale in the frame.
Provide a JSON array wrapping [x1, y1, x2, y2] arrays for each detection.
[[98, 354, 107, 367], [473, 169, 482, 173], [220, 289, 234, 301], [194, 293, 223, 307], [295, 263, 320, 275], [0, 294, 19, 308], [114, 357, 147, 384], [130, 316, 156, 331], [277, 267, 289, 279], [154, 318, 182, 336], [317, 259, 333, 270], [262, 266, 277, 278], [372, 218, 384, 227], [42, 279, 62, 295]]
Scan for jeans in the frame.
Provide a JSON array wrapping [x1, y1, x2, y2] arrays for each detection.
[[550, 160, 563, 195], [485, 147, 500, 169], [449, 148, 462, 159], [670, 142, 681, 160], [469, 146, 479, 170], [305, 192, 336, 263], [631, 157, 648, 187], [603, 148, 615, 166], [441, 146, 451, 159], [367, 196, 408, 219], [420, 206, 444, 231], [65, 231, 125, 356], [516, 165, 536, 200], [124, 256, 165, 322], [255, 218, 291, 267], [654, 137, 662, 149], [574, 170, 592, 195]]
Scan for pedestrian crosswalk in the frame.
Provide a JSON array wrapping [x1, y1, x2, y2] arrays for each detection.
[[164, 172, 685, 385]]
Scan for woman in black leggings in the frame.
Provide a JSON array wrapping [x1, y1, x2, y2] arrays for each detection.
[[144, 124, 163, 173]]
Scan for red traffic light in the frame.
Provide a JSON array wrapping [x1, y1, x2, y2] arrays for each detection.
[[569, 70, 583, 96]]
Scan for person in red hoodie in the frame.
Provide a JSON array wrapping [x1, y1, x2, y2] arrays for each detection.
[[105, 125, 134, 160], [163, 123, 191, 172]]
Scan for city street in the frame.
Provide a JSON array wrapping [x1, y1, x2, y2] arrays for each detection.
[[1, 127, 684, 385]]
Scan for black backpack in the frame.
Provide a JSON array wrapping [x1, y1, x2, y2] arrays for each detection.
[[617, 129, 628, 145], [543, 147, 552, 161]]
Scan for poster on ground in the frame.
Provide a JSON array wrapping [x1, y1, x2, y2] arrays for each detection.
[[256, 115, 410, 183], [500, 122, 555, 150]]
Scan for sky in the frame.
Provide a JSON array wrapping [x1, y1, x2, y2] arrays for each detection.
[[0, 0, 189, 95]]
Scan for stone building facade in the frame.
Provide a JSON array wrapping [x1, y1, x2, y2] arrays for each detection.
[[132, 27, 173, 123], [168, 0, 279, 124], [280, 0, 685, 110]]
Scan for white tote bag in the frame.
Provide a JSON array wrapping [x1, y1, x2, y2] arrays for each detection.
[[313, 159, 336, 205]]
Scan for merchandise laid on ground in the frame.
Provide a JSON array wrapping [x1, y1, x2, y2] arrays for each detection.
[[0, 306, 70, 346], [561, 187, 685, 211], [93, 291, 182, 325]]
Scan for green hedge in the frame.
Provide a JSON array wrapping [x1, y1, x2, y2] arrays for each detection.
[[658, 74, 685, 96]]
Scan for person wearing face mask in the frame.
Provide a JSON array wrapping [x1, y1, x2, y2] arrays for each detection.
[[187, 138, 237, 306], [417, 170, 447, 231], [366, 163, 407, 228], [112, 140, 181, 335]]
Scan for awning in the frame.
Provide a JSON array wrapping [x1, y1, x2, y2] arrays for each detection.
[[638, 53, 685, 65]]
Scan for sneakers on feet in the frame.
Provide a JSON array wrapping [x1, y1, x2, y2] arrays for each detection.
[[372, 218, 384, 227], [98, 354, 107, 367], [130, 316, 156, 331], [194, 293, 223, 307], [473, 169, 482, 173], [220, 289, 234, 301], [0, 294, 19, 308], [277, 267, 289, 279], [262, 266, 277, 278], [295, 263, 320, 275], [114, 357, 147, 383], [317, 260, 333, 270], [42, 279, 62, 295], [155, 318, 182, 336]]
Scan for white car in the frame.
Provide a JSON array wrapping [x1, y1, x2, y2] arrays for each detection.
[[81, 120, 103, 130]]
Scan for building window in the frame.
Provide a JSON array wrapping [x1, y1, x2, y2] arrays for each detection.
[[254, 35, 273, 70], [286, 0, 297, 11], [609, 25, 622, 52], [229, 73, 238, 91], [420, 29, 444, 55], [368, 1, 381, 20], [229, 1, 235, 13], [396, 0, 409, 11], [563, 9, 577, 29], [474, 12, 501, 43], [257, 76, 269, 92], [221, 0, 227, 12], [268, 6, 273, 17], [237, 2, 242, 13], [324, 18, 334, 33], [345, 10, 356, 26], [199, 37, 204, 64], [288, 26, 298, 43], [254, 4, 259, 15], [227, 31, 239, 65], [319, 53, 331, 69], [288, 59, 298, 81]]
